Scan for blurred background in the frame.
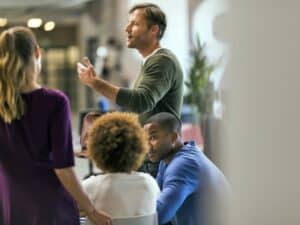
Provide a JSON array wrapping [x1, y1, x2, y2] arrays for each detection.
[[1, 0, 300, 224], [0, 0, 228, 163]]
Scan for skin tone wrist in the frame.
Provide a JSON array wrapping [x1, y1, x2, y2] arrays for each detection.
[[85, 205, 96, 215], [90, 77, 103, 89]]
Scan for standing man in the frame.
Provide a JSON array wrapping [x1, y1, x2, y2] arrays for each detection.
[[77, 3, 184, 125], [78, 3, 184, 177], [144, 112, 230, 225]]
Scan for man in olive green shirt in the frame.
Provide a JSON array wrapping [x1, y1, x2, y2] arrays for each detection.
[[78, 3, 183, 176], [117, 48, 183, 124], [78, 3, 183, 125]]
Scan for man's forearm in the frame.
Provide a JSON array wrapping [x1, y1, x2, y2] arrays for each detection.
[[91, 78, 120, 103], [157, 183, 191, 224]]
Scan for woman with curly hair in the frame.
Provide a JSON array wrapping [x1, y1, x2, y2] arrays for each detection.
[[83, 112, 160, 218]]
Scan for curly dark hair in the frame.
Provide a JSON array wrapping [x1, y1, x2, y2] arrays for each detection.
[[87, 112, 149, 173]]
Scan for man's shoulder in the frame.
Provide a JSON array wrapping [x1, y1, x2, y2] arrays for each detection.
[[156, 48, 173, 56], [144, 49, 182, 79], [166, 143, 202, 169], [178, 141, 202, 158], [146, 48, 177, 65]]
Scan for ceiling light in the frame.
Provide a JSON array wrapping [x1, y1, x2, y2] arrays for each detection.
[[44, 21, 55, 31], [27, 18, 42, 28], [0, 18, 8, 27]]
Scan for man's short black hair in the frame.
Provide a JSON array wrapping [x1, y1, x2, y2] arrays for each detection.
[[145, 112, 182, 134]]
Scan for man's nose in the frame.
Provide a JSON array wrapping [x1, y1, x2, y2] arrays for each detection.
[[147, 139, 152, 147], [125, 23, 132, 33]]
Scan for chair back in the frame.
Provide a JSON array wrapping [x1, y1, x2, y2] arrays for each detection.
[[112, 213, 158, 225], [80, 111, 104, 149], [82, 213, 158, 225]]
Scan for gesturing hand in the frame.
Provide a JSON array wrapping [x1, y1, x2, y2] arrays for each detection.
[[77, 57, 98, 88], [86, 208, 113, 225]]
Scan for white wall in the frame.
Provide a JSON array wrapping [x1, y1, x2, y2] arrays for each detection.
[[217, 1, 300, 224], [192, 0, 228, 90]]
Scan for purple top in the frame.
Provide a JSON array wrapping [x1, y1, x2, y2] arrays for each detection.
[[0, 88, 79, 225]]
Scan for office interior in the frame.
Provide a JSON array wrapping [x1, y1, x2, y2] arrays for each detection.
[[1, 0, 300, 224]]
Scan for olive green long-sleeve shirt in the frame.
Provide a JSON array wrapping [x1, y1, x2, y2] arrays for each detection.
[[116, 48, 183, 125]]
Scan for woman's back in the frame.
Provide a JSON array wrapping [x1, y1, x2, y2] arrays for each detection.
[[0, 88, 79, 225], [83, 172, 160, 218], [0, 26, 111, 225], [82, 111, 159, 222]]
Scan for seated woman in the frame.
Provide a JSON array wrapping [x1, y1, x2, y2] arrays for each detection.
[[83, 112, 160, 218]]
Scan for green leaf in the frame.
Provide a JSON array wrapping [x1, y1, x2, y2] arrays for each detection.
[[184, 34, 216, 115]]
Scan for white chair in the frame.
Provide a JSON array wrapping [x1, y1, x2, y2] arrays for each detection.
[[113, 213, 158, 225], [83, 213, 158, 225]]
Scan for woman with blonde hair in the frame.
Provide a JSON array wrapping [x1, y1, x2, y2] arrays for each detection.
[[0, 26, 112, 225]]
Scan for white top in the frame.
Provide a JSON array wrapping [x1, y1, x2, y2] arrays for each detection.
[[82, 172, 160, 218]]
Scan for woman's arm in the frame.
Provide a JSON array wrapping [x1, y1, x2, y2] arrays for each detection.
[[55, 167, 112, 225]]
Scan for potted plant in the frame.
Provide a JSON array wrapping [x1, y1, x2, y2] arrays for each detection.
[[185, 35, 215, 152]]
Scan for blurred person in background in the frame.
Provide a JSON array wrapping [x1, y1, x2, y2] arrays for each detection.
[[144, 112, 230, 225], [82, 112, 160, 219], [0, 26, 112, 225], [78, 3, 184, 177]]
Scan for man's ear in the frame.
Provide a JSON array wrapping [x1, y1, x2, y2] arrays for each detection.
[[151, 24, 160, 37], [171, 131, 179, 145]]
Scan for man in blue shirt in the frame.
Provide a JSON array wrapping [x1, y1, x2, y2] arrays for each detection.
[[144, 112, 230, 225]]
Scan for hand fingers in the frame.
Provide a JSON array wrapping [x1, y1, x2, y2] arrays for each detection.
[[77, 62, 86, 69], [106, 219, 113, 225], [83, 57, 93, 67], [96, 217, 112, 225], [101, 212, 112, 225], [77, 68, 83, 75], [77, 62, 87, 74]]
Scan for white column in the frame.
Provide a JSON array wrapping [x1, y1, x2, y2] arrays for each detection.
[[217, 1, 300, 224]]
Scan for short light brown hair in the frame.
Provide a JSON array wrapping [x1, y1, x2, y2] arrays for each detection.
[[87, 112, 148, 173], [129, 3, 167, 40]]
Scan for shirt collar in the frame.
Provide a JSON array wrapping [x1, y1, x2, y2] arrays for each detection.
[[142, 47, 162, 64]]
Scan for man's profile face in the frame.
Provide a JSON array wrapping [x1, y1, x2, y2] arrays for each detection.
[[144, 122, 173, 163], [125, 9, 153, 49]]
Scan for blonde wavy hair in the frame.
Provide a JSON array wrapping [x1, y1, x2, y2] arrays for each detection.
[[87, 112, 149, 173], [0, 26, 38, 123]]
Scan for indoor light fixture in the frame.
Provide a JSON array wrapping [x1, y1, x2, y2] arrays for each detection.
[[0, 18, 8, 27], [27, 18, 43, 28], [44, 21, 55, 31]]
